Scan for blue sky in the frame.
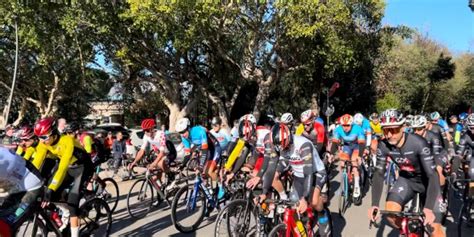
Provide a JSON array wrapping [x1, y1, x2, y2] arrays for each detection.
[[383, 0, 474, 53]]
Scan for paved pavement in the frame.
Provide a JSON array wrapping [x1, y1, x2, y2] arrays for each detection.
[[100, 169, 472, 237]]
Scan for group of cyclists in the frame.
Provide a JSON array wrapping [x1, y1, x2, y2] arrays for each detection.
[[0, 107, 473, 236]]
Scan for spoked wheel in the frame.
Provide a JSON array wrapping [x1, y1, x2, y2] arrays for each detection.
[[96, 177, 120, 214], [214, 199, 258, 237], [171, 185, 207, 233], [79, 198, 112, 236], [339, 172, 350, 217], [268, 223, 288, 237], [127, 179, 155, 218]]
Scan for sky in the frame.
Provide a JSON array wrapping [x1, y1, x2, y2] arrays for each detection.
[[382, 0, 474, 53]]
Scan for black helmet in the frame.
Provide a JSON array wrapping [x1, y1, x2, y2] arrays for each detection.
[[271, 123, 292, 151], [64, 122, 80, 134]]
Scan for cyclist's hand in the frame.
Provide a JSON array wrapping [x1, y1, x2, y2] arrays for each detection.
[[298, 198, 308, 214], [364, 149, 370, 156], [127, 162, 135, 171], [246, 176, 261, 190], [368, 206, 379, 222], [423, 208, 435, 226], [41, 189, 53, 208]]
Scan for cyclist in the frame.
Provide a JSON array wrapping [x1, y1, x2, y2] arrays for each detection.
[[176, 117, 221, 183], [280, 112, 295, 133], [411, 115, 449, 188], [249, 115, 274, 177], [300, 109, 326, 154], [32, 117, 93, 237], [452, 113, 474, 193], [129, 119, 172, 181], [209, 117, 232, 154], [247, 123, 330, 236], [426, 114, 450, 151], [369, 112, 383, 157], [448, 115, 463, 145], [328, 114, 366, 200], [0, 147, 43, 235], [354, 113, 372, 155], [368, 109, 444, 237], [430, 112, 451, 144], [15, 126, 37, 161]]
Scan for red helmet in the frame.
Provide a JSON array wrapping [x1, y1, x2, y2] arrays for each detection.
[[271, 123, 292, 151], [141, 118, 156, 130], [19, 126, 35, 140], [34, 117, 56, 136], [339, 114, 353, 126]]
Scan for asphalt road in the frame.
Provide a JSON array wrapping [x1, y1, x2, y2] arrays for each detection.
[[100, 168, 473, 237]]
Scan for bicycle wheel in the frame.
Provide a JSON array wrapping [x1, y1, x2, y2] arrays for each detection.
[[339, 171, 349, 217], [171, 185, 207, 233], [79, 198, 112, 236], [96, 177, 120, 214], [268, 223, 288, 237], [127, 179, 154, 218], [214, 199, 258, 237], [186, 158, 199, 176], [14, 214, 49, 237]]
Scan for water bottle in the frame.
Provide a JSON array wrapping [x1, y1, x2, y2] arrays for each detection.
[[14, 203, 28, 218], [51, 211, 63, 227]]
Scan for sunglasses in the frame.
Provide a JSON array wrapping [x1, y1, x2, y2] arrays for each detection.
[[38, 134, 51, 141], [382, 127, 402, 134], [342, 124, 351, 127]]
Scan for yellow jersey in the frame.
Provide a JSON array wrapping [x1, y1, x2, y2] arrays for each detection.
[[32, 135, 89, 191], [370, 121, 382, 136], [16, 146, 36, 161]]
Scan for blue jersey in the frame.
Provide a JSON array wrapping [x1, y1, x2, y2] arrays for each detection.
[[438, 119, 449, 132], [181, 126, 208, 150], [333, 124, 365, 145], [210, 129, 231, 150], [315, 117, 324, 126], [360, 118, 372, 135]]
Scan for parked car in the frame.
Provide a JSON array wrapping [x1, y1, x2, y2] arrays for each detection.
[[94, 123, 130, 139]]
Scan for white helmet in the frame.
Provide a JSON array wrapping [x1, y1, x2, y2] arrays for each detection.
[[175, 117, 190, 133], [280, 113, 294, 124], [353, 113, 364, 125], [300, 109, 315, 124], [411, 115, 428, 128], [380, 109, 405, 127], [239, 114, 256, 125], [466, 113, 474, 127]]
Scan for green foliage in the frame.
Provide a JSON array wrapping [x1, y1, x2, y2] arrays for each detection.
[[376, 92, 401, 112]]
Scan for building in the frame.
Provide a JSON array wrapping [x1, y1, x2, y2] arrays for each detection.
[[85, 83, 124, 125]]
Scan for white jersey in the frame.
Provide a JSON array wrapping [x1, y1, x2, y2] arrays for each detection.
[[0, 147, 42, 194], [281, 135, 325, 178], [255, 126, 271, 154], [141, 130, 168, 154]]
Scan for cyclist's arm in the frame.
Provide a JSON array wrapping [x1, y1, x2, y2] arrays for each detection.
[[256, 134, 273, 177], [224, 138, 245, 170], [329, 129, 341, 154], [16, 146, 24, 156], [83, 135, 93, 154], [231, 145, 251, 174], [431, 136, 442, 155], [299, 143, 315, 200], [199, 134, 209, 168], [357, 129, 366, 156], [261, 152, 278, 195], [31, 142, 48, 170], [371, 145, 388, 207], [48, 137, 75, 191], [23, 147, 35, 161], [419, 140, 441, 210]]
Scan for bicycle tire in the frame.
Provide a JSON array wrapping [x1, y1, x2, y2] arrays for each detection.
[[339, 171, 349, 217], [14, 213, 49, 237], [171, 184, 207, 233], [127, 179, 154, 218], [79, 198, 112, 236], [97, 177, 120, 213], [214, 199, 257, 237], [268, 223, 288, 237]]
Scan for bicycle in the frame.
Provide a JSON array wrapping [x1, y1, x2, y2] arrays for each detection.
[[86, 164, 120, 213], [267, 199, 316, 237], [452, 178, 474, 237], [126, 162, 191, 218], [2, 190, 112, 236], [337, 159, 355, 217], [385, 157, 399, 192]]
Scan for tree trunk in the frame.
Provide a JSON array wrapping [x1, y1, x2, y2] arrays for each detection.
[[12, 98, 28, 126], [311, 92, 320, 115], [253, 79, 272, 121], [165, 98, 198, 132]]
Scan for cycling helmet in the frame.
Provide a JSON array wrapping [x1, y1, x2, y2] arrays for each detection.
[[300, 109, 315, 124], [175, 118, 191, 133], [459, 112, 468, 121], [239, 114, 257, 125], [18, 126, 35, 140], [271, 123, 292, 151], [238, 115, 256, 140], [466, 113, 474, 127], [410, 115, 428, 128], [430, 111, 441, 121], [211, 117, 222, 125], [34, 117, 56, 136], [280, 113, 294, 124], [380, 109, 405, 127], [339, 114, 353, 126], [369, 113, 379, 121], [353, 113, 364, 125], [64, 122, 80, 134], [141, 118, 156, 130]]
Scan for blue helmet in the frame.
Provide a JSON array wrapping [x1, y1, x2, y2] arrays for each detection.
[[459, 112, 468, 121]]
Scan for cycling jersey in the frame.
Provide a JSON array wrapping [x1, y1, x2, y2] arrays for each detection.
[[275, 136, 327, 199], [422, 130, 443, 155], [372, 133, 441, 211], [330, 124, 366, 156], [32, 135, 90, 191], [210, 128, 231, 151], [141, 130, 168, 154], [428, 123, 449, 149], [181, 126, 208, 152], [370, 121, 383, 137], [79, 133, 93, 154], [230, 126, 239, 142], [301, 121, 326, 153], [454, 130, 474, 179], [0, 147, 42, 194], [449, 123, 463, 145], [437, 119, 449, 132]]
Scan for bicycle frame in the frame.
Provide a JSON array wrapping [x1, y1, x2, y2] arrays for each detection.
[[281, 206, 315, 237]]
